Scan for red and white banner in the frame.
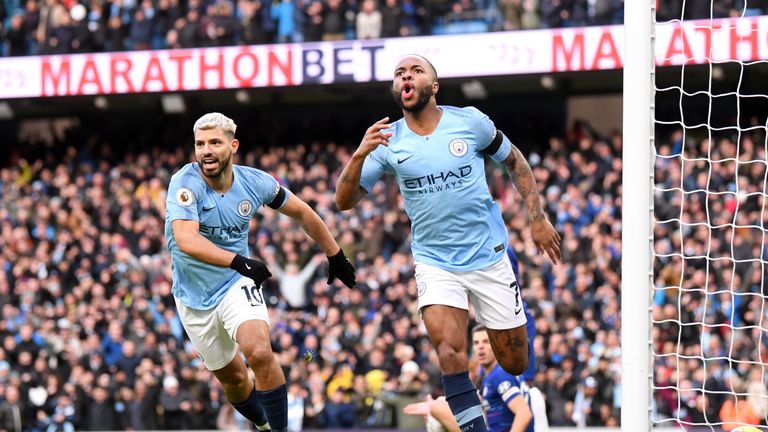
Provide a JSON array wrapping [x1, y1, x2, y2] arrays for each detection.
[[1, 15, 768, 99]]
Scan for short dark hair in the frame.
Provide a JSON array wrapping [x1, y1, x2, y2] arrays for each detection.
[[411, 54, 438, 81], [472, 324, 487, 335]]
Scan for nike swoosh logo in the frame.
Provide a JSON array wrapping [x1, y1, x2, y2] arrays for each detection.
[[202, 206, 215, 212], [397, 155, 414, 164], [514, 305, 522, 315], [245, 263, 251, 270]]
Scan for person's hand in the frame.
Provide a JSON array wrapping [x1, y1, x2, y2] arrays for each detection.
[[230, 254, 272, 285], [530, 216, 561, 264], [327, 249, 356, 288], [355, 117, 392, 158], [403, 395, 434, 418]]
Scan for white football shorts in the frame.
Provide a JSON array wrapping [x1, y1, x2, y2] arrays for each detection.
[[175, 276, 271, 371], [415, 254, 527, 330]]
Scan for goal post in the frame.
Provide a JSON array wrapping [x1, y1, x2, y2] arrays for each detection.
[[621, 0, 655, 430]]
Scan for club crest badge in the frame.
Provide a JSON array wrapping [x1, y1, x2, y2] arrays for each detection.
[[238, 200, 253, 217], [449, 138, 468, 157], [417, 282, 427, 297]]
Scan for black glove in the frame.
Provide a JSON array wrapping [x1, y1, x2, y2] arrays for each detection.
[[327, 249, 356, 288], [230, 254, 272, 286]]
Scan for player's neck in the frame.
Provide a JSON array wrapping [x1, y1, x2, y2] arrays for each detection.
[[483, 360, 498, 376], [203, 168, 234, 194], [403, 103, 442, 136]]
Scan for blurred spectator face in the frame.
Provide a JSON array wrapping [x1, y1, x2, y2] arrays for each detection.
[[20, 324, 34, 341], [330, 388, 345, 403], [472, 329, 495, 368], [123, 340, 136, 357], [5, 385, 19, 403], [11, 15, 23, 29], [93, 386, 108, 402], [18, 351, 32, 367]]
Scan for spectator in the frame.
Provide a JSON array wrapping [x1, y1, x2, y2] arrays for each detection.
[[83, 386, 116, 431], [3, 13, 28, 55], [379, 0, 401, 37], [303, 0, 325, 41], [355, 0, 381, 39], [321, 0, 345, 40], [0, 385, 22, 432], [240, 0, 267, 44], [271, 0, 298, 42], [320, 388, 356, 428], [265, 252, 323, 309]]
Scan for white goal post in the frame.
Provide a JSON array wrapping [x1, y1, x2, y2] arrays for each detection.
[[621, 0, 654, 431]]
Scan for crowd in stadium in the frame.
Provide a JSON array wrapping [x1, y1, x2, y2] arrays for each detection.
[[1, 0, 765, 58], [0, 115, 765, 431], [652, 128, 768, 429], [8, 0, 768, 57], [0, 114, 607, 431]]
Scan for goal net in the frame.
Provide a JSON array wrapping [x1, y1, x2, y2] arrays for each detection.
[[650, 2, 768, 430]]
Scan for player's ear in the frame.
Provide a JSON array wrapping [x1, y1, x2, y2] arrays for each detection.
[[231, 138, 240, 154], [432, 80, 439, 95]]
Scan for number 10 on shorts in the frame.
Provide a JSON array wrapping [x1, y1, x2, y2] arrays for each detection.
[[241, 285, 264, 306]]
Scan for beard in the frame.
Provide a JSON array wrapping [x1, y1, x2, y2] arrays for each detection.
[[199, 155, 231, 179], [392, 84, 434, 113]]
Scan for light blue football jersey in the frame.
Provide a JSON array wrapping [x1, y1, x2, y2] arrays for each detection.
[[165, 163, 288, 309], [360, 105, 512, 271]]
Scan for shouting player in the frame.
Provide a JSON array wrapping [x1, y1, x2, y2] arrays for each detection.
[[335, 54, 560, 431]]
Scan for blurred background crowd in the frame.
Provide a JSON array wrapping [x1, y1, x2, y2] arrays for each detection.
[[0, 0, 632, 57], [652, 126, 768, 430], [0, 112, 766, 431], [5, 0, 768, 57], [0, 114, 631, 430]]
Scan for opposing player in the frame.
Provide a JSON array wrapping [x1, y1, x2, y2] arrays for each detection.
[[335, 54, 560, 431], [474, 325, 534, 432], [166, 112, 356, 431]]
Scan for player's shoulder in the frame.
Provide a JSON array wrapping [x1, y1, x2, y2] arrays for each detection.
[[170, 163, 205, 188], [234, 164, 271, 180], [387, 117, 408, 140], [490, 363, 518, 382], [442, 105, 487, 121], [234, 165, 280, 196]]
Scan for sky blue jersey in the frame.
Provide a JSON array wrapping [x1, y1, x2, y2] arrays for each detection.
[[481, 364, 534, 432], [164, 162, 288, 310], [359, 106, 513, 271]]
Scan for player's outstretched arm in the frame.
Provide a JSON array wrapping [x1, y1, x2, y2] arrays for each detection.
[[172, 219, 272, 284], [335, 117, 392, 210], [276, 194, 357, 288], [502, 144, 562, 264]]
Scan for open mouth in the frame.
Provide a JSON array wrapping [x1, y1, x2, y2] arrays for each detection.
[[402, 82, 414, 100], [202, 158, 218, 169]]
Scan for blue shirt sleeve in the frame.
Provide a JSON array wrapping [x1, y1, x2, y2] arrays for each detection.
[[242, 167, 287, 209], [463, 106, 512, 163], [360, 146, 389, 193], [496, 376, 522, 404], [167, 173, 201, 222]]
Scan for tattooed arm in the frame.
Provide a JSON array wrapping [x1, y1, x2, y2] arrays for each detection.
[[335, 156, 370, 211], [502, 144, 562, 264]]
